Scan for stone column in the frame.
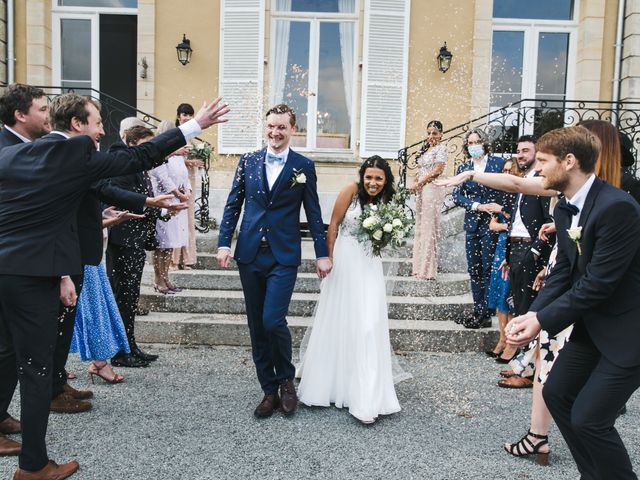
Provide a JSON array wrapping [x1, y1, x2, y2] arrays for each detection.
[[25, 0, 51, 86], [137, 0, 155, 115], [621, 0, 640, 101]]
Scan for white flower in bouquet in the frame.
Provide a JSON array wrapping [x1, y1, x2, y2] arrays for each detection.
[[383, 223, 393, 233], [392, 218, 403, 227], [373, 229, 383, 241], [362, 216, 379, 230], [188, 141, 213, 161], [370, 204, 378, 211]]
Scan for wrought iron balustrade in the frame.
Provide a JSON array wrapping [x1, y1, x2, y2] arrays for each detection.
[[0, 84, 212, 232], [398, 98, 640, 188]]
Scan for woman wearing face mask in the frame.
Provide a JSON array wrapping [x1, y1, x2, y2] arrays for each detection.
[[452, 128, 508, 329], [408, 120, 447, 280]]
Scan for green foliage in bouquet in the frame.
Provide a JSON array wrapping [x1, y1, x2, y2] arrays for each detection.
[[356, 187, 414, 257], [188, 141, 213, 162]]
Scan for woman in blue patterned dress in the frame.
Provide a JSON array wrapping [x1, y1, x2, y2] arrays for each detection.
[[70, 207, 142, 383]]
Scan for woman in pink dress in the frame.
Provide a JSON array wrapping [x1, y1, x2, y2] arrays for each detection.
[[409, 120, 448, 279]]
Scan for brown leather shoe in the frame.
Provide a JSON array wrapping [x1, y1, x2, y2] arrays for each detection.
[[13, 459, 79, 479], [498, 376, 534, 389], [0, 434, 21, 456], [62, 383, 93, 400], [0, 415, 21, 434], [50, 393, 92, 414], [279, 380, 298, 416], [254, 394, 280, 418]]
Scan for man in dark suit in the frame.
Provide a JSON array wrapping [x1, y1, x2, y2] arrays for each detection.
[[507, 126, 640, 480], [0, 83, 51, 457], [453, 128, 505, 328], [216, 104, 331, 418], [0, 92, 228, 479], [106, 126, 179, 368], [504, 136, 554, 316]]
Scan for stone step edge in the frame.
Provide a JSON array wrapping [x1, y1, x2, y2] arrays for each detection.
[[136, 313, 498, 353]]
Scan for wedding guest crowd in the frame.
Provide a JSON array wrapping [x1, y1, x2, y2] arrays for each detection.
[[0, 83, 228, 479]]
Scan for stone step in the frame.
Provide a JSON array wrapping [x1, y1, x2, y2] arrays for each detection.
[[138, 287, 473, 321], [193, 252, 420, 276], [135, 312, 499, 353], [143, 268, 470, 296]]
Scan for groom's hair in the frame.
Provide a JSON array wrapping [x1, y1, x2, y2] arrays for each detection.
[[537, 126, 599, 174], [0, 83, 46, 126], [266, 104, 296, 127]]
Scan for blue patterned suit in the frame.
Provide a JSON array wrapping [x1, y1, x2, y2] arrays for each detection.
[[453, 155, 505, 321]]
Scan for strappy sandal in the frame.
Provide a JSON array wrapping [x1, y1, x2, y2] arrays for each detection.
[[88, 362, 125, 385], [504, 430, 550, 466], [498, 376, 533, 389]]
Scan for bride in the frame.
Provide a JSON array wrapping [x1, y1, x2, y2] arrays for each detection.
[[298, 156, 407, 424]]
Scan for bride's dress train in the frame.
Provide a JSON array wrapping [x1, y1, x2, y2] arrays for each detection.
[[297, 201, 407, 423]]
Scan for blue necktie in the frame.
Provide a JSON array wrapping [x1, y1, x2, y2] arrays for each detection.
[[557, 198, 579, 216], [266, 152, 285, 166]]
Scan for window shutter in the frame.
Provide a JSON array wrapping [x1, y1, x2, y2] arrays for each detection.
[[218, 0, 265, 154], [359, 0, 410, 159]]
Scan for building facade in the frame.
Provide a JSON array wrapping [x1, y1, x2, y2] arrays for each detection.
[[4, 0, 638, 221]]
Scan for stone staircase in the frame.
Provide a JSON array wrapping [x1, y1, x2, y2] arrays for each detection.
[[136, 210, 500, 352]]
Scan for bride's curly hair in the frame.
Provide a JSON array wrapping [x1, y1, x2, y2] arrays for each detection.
[[357, 155, 396, 208]]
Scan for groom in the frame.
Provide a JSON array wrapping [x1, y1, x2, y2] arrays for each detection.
[[216, 104, 331, 418], [506, 126, 640, 480]]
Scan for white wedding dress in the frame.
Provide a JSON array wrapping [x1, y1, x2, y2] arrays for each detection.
[[297, 200, 405, 423]]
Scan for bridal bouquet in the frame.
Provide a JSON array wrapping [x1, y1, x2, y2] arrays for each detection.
[[356, 187, 414, 257], [188, 141, 213, 162]]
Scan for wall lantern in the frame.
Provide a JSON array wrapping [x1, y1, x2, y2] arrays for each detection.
[[437, 42, 453, 73], [176, 34, 193, 66]]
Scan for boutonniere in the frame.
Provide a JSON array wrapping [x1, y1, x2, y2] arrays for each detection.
[[290, 168, 307, 188], [567, 226, 582, 255]]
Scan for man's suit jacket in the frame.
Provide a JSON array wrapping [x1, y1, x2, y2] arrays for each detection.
[[531, 178, 640, 367], [506, 182, 555, 262], [218, 148, 328, 266], [0, 127, 23, 149], [452, 155, 506, 232], [0, 129, 186, 277], [106, 141, 162, 250]]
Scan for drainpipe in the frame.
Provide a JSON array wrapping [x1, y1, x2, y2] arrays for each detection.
[[7, 0, 15, 84], [612, 0, 626, 126]]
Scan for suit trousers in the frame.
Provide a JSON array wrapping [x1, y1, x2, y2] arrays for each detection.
[[543, 333, 640, 480], [106, 243, 146, 349], [0, 275, 60, 471], [238, 246, 297, 395], [51, 274, 84, 398], [465, 224, 497, 318], [508, 242, 541, 316]]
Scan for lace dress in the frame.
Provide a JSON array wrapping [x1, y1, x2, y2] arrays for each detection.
[[297, 200, 402, 423]]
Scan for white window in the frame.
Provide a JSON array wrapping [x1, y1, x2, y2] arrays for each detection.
[[490, 0, 578, 137], [270, 0, 358, 152]]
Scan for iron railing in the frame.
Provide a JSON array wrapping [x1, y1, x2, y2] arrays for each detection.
[[1, 85, 213, 232], [398, 98, 640, 187]]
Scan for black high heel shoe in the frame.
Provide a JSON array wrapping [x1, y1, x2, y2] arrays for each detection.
[[496, 347, 519, 364], [504, 430, 550, 466]]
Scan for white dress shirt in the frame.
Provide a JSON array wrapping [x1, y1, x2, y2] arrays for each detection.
[[566, 174, 597, 229], [265, 147, 289, 190], [509, 169, 537, 239], [4, 125, 31, 143]]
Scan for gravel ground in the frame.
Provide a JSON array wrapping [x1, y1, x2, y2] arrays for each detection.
[[1, 344, 638, 480]]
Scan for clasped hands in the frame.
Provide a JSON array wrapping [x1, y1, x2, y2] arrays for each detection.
[[215, 249, 333, 279], [505, 312, 542, 347]]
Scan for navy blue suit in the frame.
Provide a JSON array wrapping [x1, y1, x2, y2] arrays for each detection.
[[452, 156, 505, 320], [218, 148, 327, 394], [532, 178, 640, 479]]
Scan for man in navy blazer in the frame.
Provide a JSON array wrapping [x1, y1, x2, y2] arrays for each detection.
[[0, 83, 51, 457], [453, 128, 505, 328], [217, 104, 331, 418], [507, 126, 640, 480], [0, 93, 228, 479]]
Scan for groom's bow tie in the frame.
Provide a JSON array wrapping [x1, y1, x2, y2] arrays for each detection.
[[557, 198, 580, 216], [266, 152, 286, 166]]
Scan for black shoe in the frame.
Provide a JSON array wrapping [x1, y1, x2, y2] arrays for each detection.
[[131, 345, 159, 362], [463, 316, 492, 329], [111, 353, 149, 368]]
